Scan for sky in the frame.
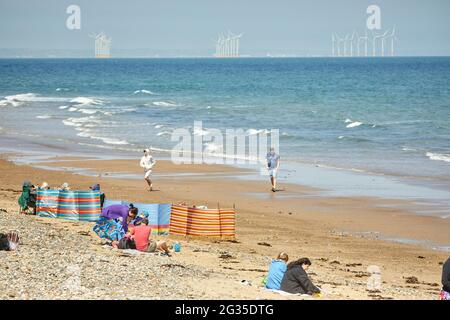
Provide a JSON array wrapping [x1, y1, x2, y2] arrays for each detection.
[[0, 0, 449, 57]]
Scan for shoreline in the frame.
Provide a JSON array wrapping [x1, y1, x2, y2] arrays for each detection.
[[2, 131, 450, 220]]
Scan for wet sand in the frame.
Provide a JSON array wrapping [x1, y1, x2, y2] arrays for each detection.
[[0, 155, 448, 300]]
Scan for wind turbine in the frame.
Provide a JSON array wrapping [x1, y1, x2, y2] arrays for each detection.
[[332, 33, 336, 57], [386, 26, 398, 57], [380, 29, 390, 57], [349, 31, 357, 57], [335, 33, 344, 57], [343, 34, 350, 57], [372, 31, 384, 57], [357, 31, 368, 57]]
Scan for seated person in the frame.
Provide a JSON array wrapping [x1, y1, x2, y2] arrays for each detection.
[[59, 182, 70, 191], [90, 184, 105, 208], [280, 257, 321, 295], [129, 218, 171, 255], [265, 252, 289, 290], [101, 203, 138, 233], [39, 182, 51, 190]]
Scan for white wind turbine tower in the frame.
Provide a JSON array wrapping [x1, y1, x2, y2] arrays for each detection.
[[349, 31, 357, 57], [331, 33, 335, 57], [360, 30, 369, 57], [372, 31, 384, 57], [380, 29, 390, 57], [336, 33, 344, 57], [386, 26, 398, 57], [234, 33, 243, 57], [343, 33, 350, 57]]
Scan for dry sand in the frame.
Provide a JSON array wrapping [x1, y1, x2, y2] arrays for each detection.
[[0, 155, 448, 300]]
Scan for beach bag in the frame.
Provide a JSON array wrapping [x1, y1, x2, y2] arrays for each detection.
[[93, 217, 125, 241]]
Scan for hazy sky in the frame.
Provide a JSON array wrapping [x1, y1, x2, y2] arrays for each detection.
[[0, 0, 449, 57]]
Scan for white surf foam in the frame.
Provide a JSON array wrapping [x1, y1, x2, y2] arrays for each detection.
[[204, 142, 223, 153], [90, 136, 129, 145], [156, 131, 171, 137], [246, 128, 269, 135], [426, 152, 450, 163], [133, 89, 155, 95], [36, 115, 52, 119], [78, 108, 99, 115], [152, 101, 178, 107], [193, 127, 209, 136], [346, 121, 363, 128], [154, 124, 164, 129], [70, 97, 104, 106], [59, 105, 69, 109]]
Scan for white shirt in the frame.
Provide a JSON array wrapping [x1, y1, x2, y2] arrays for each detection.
[[266, 152, 280, 169], [140, 155, 155, 171]]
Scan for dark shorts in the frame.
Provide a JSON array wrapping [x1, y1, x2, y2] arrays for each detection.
[[118, 238, 136, 250]]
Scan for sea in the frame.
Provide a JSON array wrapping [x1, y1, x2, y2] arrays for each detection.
[[0, 57, 449, 217]]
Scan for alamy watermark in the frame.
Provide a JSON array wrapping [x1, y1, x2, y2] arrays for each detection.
[[170, 121, 279, 174], [66, 5, 81, 30]]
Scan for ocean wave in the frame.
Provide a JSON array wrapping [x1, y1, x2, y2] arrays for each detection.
[[154, 124, 164, 129], [36, 115, 53, 119], [426, 152, 450, 163], [152, 101, 178, 107], [56, 88, 70, 92], [70, 97, 104, 106], [133, 89, 155, 95], [346, 121, 363, 128], [204, 142, 223, 153], [77, 108, 99, 115], [193, 127, 209, 136], [0, 93, 70, 107], [59, 105, 69, 109], [89, 136, 129, 145], [156, 131, 171, 137], [246, 128, 270, 135], [402, 146, 418, 152]]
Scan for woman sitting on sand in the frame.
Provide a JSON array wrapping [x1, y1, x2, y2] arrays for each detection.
[[129, 218, 171, 255], [265, 252, 289, 290], [280, 257, 321, 295]]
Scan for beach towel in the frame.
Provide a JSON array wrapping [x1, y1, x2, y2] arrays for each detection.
[[93, 217, 125, 241], [36, 190, 101, 221], [169, 205, 236, 237], [102, 200, 171, 235]]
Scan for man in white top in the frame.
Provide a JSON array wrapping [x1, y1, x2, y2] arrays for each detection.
[[140, 149, 156, 191], [266, 147, 280, 192]]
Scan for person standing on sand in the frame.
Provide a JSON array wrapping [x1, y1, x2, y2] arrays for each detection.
[[266, 147, 280, 192], [441, 257, 450, 300], [140, 149, 156, 191]]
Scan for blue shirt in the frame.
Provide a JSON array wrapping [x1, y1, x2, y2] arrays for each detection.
[[265, 259, 287, 290], [266, 152, 280, 169]]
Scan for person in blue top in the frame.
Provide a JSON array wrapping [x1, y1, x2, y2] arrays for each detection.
[[266, 147, 280, 192], [265, 252, 289, 290]]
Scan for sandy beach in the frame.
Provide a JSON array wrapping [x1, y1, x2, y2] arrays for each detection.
[[0, 154, 448, 300]]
